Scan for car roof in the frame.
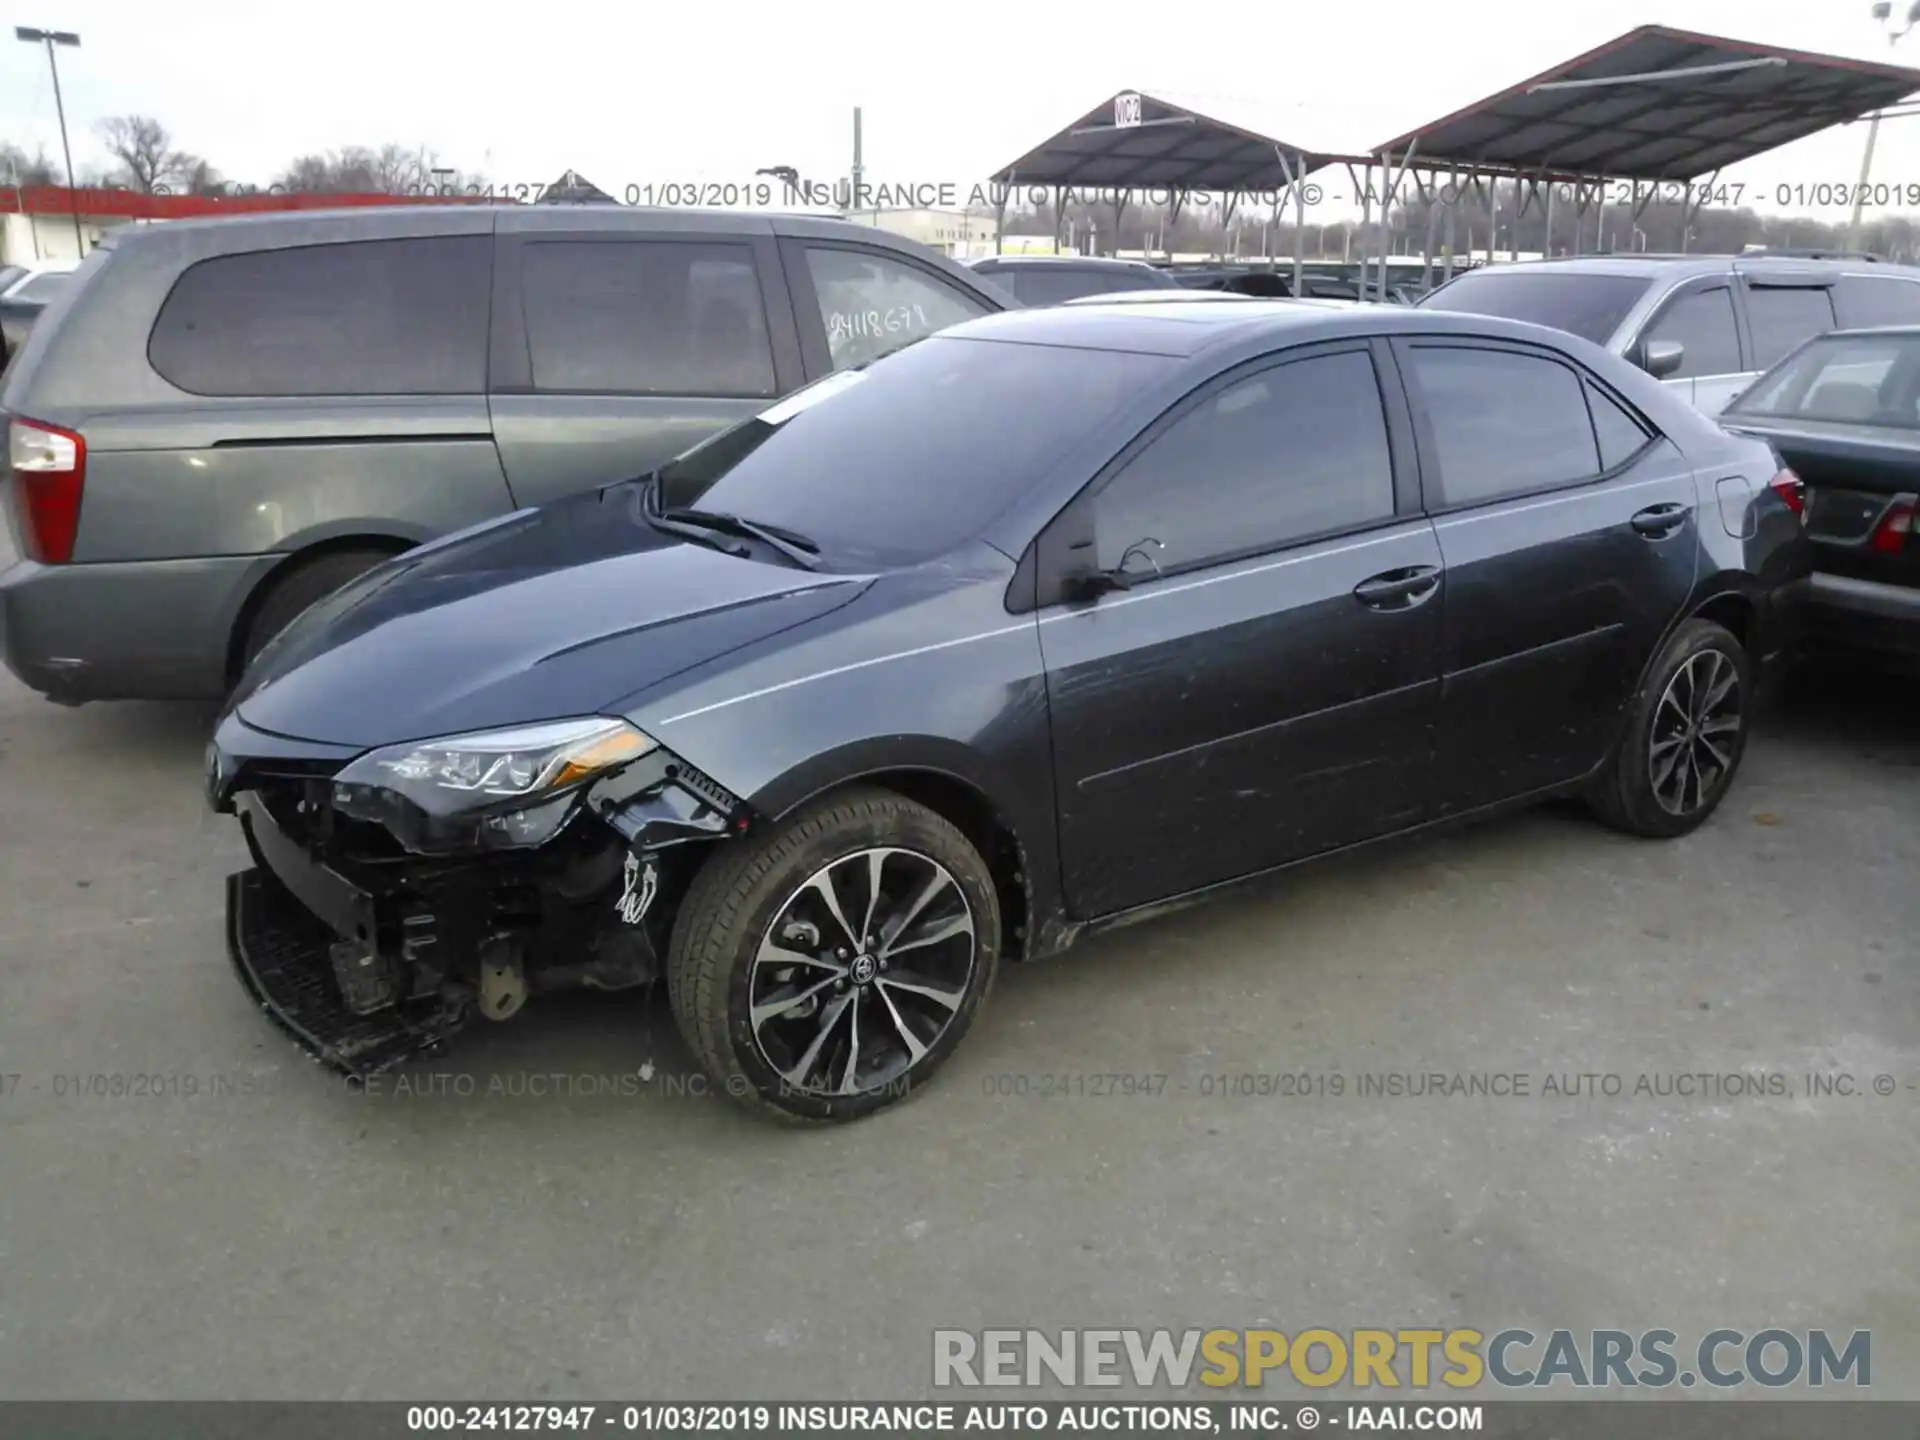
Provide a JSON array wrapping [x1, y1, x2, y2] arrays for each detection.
[[1448, 253, 1920, 281], [90, 202, 918, 245], [943, 297, 1548, 357], [972, 254, 1157, 269], [1063, 290, 1257, 305]]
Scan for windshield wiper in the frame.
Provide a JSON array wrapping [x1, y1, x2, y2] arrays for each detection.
[[657, 507, 821, 569]]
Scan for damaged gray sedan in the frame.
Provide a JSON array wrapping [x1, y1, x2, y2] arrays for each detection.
[[209, 301, 1802, 1122]]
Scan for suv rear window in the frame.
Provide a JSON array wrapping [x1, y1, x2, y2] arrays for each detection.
[[148, 236, 492, 396], [1003, 269, 1125, 305], [1419, 270, 1652, 345]]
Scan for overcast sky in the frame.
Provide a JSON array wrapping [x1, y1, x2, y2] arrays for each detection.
[[5, 0, 1920, 221]]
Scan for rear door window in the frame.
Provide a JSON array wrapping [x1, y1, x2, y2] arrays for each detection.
[[1586, 382, 1654, 470], [802, 246, 992, 370], [1403, 345, 1603, 505], [148, 236, 492, 396], [1642, 286, 1742, 378], [1834, 274, 1920, 328], [1744, 285, 1838, 369], [519, 239, 776, 397]]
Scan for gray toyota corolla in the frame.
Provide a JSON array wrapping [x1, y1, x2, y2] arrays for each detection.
[[208, 300, 1807, 1124]]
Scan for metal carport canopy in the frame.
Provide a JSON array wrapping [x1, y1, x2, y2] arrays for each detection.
[[986, 90, 1338, 285], [989, 90, 1335, 192], [1368, 24, 1920, 181]]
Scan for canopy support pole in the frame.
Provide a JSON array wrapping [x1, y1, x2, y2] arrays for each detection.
[[1277, 148, 1308, 294], [1376, 142, 1415, 297], [1347, 160, 1373, 296], [1108, 189, 1131, 259], [1679, 169, 1719, 252], [992, 173, 1014, 256]]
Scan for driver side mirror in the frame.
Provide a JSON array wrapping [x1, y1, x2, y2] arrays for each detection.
[[1637, 339, 1685, 380]]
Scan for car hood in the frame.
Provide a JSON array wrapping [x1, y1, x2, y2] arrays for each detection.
[[232, 484, 872, 749]]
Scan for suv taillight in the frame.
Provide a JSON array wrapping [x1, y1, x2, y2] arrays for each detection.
[[1869, 498, 1915, 555], [1769, 468, 1805, 518], [6, 416, 86, 563]]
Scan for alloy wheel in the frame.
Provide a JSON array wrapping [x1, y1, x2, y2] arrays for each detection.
[[1649, 648, 1742, 817], [748, 847, 977, 1096]]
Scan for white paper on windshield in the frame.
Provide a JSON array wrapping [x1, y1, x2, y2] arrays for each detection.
[[756, 368, 867, 425]]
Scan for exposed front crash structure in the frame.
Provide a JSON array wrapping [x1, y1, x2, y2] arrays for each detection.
[[213, 714, 746, 1080]]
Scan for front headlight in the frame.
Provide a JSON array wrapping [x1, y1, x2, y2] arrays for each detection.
[[330, 717, 656, 853]]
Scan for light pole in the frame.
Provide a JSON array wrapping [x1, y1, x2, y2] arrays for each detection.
[[1853, 1, 1920, 249], [14, 26, 83, 254]]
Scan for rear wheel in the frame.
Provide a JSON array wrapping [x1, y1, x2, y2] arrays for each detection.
[[238, 548, 395, 674], [666, 786, 1000, 1123], [1587, 618, 1750, 838]]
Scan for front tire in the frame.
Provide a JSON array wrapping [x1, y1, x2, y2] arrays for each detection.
[[1588, 618, 1751, 838], [666, 786, 1001, 1123]]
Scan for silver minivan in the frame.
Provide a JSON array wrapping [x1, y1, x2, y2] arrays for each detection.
[[1420, 252, 1920, 415]]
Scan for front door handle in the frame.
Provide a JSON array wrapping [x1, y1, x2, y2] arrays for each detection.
[[1630, 502, 1689, 538], [1353, 564, 1440, 610]]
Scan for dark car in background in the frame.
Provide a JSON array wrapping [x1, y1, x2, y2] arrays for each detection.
[[1719, 326, 1920, 663], [1420, 251, 1920, 415], [967, 254, 1178, 304], [208, 298, 1806, 1123], [0, 206, 1010, 705]]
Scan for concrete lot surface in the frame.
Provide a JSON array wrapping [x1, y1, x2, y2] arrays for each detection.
[[0, 553, 1914, 1400]]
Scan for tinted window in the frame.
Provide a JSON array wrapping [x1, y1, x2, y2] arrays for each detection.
[[0, 266, 23, 294], [1586, 382, 1652, 469], [1419, 270, 1652, 344], [1835, 274, 1920, 328], [662, 336, 1170, 567], [1729, 333, 1920, 427], [520, 240, 775, 396], [804, 246, 991, 370], [1643, 287, 1742, 378], [1407, 346, 1600, 505], [13, 271, 70, 302], [1004, 269, 1115, 306], [1744, 286, 1838, 369], [149, 237, 490, 396], [1090, 350, 1395, 573]]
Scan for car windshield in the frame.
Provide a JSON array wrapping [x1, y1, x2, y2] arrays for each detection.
[[653, 336, 1173, 568], [1419, 269, 1653, 345], [1727, 332, 1920, 427]]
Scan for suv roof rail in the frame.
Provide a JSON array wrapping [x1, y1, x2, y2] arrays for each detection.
[[1737, 247, 1885, 262]]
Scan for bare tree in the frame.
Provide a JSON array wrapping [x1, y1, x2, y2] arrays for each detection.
[[274, 144, 483, 195], [0, 141, 60, 186], [97, 115, 205, 193]]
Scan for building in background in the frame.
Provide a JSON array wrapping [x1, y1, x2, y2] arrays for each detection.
[[1, 196, 131, 263], [846, 206, 1000, 258]]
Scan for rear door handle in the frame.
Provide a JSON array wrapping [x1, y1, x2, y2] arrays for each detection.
[[1353, 564, 1440, 609], [1630, 502, 1689, 538]]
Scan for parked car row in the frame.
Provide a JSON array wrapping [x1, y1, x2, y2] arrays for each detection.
[[1, 207, 1012, 704], [0, 202, 1896, 1131]]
